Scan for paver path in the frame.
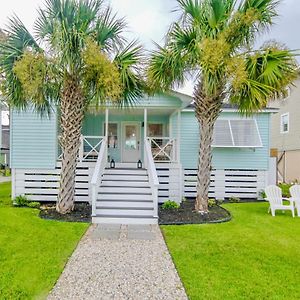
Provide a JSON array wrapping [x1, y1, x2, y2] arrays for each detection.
[[48, 224, 187, 300]]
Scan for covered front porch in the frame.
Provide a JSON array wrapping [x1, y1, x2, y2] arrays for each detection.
[[71, 107, 182, 165]]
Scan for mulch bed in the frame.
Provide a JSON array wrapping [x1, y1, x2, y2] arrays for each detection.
[[39, 203, 91, 223], [159, 198, 231, 225]]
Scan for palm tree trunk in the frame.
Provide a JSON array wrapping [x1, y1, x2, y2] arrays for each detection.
[[56, 77, 85, 214], [194, 82, 223, 213]]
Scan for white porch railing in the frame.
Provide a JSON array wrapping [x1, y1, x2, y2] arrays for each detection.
[[91, 138, 107, 216], [144, 139, 159, 218], [58, 135, 104, 162], [147, 137, 178, 162]]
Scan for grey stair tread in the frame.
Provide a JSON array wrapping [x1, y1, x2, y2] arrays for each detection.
[[98, 192, 152, 195], [96, 206, 153, 210], [96, 199, 153, 202], [105, 168, 146, 170], [102, 179, 148, 182], [101, 185, 150, 188], [95, 214, 157, 219]]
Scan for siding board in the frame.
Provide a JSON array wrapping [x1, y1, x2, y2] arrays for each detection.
[[11, 108, 57, 169]]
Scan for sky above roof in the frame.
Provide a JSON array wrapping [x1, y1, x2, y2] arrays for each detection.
[[0, 0, 299, 97]]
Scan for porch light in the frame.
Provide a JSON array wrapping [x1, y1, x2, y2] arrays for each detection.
[[137, 159, 142, 169], [110, 159, 115, 169]]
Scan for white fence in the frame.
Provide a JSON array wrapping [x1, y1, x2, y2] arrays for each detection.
[[184, 169, 267, 199], [13, 162, 95, 202], [12, 164, 267, 202]]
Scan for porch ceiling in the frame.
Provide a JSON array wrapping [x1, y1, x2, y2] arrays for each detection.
[[90, 108, 177, 117]]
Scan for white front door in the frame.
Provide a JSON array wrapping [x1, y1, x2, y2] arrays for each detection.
[[122, 122, 141, 162]]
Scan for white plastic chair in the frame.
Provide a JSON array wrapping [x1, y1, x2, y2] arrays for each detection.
[[289, 185, 300, 217], [265, 185, 294, 217]]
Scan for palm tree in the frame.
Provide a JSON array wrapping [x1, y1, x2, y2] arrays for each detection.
[[148, 0, 298, 213], [0, 0, 144, 214]]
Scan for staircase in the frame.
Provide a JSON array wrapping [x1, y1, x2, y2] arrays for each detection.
[[92, 165, 158, 224]]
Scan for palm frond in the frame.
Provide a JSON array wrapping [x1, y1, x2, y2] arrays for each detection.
[[95, 6, 127, 52], [0, 16, 41, 110], [147, 43, 187, 92], [114, 41, 145, 106], [230, 45, 298, 114]]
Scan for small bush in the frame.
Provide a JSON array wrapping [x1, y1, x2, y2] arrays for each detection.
[[216, 199, 224, 205], [208, 199, 216, 207], [259, 190, 266, 199], [229, 197, 240, 203], [278, 183, 292, 198], [27, 202, 41, 209], [161, 200, 180, 210], [14, 195, 30, 207]]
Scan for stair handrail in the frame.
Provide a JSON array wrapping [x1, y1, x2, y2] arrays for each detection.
[[91, 138, 107, 217], [144, 139, 159, 218]]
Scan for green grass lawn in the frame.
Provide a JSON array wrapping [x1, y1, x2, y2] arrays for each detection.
[[162, 202, 300, 300], [0, 182, 89, 299]]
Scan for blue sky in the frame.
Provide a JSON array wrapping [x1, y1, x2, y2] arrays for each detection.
[[0, 0, 299, 97]]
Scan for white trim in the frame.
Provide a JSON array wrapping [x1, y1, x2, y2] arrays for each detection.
[[181, 108, 278, 113], [280, 112, 289, 134], [177, 109, 181, 162], [105, 109, 109, 142]]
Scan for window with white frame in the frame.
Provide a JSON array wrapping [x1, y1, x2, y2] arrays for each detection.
[[280, 113, 289, 133], [104, 123, 118, 148], [212, 119, 262, 147]]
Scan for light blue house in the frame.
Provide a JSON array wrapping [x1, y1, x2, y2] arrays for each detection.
[[10, 92, 276, 223]]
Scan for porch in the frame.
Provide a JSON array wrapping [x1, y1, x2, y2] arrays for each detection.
[[64, 107, 182, 165], [58, 107, 183, 223]]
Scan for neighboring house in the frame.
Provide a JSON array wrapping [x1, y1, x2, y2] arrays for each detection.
[[0, 103, 10, 167], [10, 93, 275, 223], [270, 78, 300, 183]]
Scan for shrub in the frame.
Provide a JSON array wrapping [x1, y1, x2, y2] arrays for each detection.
[[216, 199, 224, 205], [229, 197, 240, 203], [14, 195, 30, 207], [278, 183, 292, 198], [161, 200, 180, 210], [27, 202, 41, 209], [208, 199, 216, 207], [259, 190, 266, 199]]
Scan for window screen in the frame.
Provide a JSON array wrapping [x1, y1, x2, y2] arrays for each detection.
[[212, 119, 262, 147], [230, 120, 262, 147], [213, 120, 233, 146]]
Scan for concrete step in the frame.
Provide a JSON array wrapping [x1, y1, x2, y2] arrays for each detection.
[[95, 208, 154, 216], [97, 201, 154, 208], [92, 216, 158, 224]]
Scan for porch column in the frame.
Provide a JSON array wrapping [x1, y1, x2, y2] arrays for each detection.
[[177, 109, 181, 162], [105, 108, 109, 141], [144, 108, 147, 165], [144, 108, 147, 140]]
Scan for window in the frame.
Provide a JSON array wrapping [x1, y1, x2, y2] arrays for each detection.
[[148, 124, 163, 137], [280, 113, 289, 133], [148, 123, 164, 146], [104, 123, 118, 148], [212, 119, 262, 148]]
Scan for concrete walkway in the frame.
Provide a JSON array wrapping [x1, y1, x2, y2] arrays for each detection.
[[48, 224, 187, 300], [0, 176, 11, 183]]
